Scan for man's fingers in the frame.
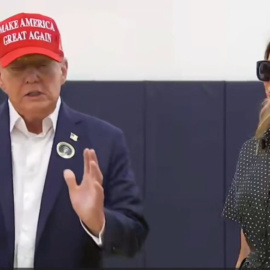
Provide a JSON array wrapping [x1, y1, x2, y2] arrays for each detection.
[[89, 149, 99, 165], [90, 160, 103, 185], [63, 169, 78, 192], [83, 148, 91, 175], [89, 149, 102, 183], [82, 148, 103, 186]]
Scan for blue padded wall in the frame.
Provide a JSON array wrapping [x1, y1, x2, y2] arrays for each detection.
[[144, 82, 225, 267]]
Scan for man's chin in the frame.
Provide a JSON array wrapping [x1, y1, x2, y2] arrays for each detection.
[[22, 102, 55, 119]]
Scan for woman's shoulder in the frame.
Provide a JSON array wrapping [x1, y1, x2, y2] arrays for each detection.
[[238, 137, 259, 158]]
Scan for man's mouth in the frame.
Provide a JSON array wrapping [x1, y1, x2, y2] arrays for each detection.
[[26, 91, 42, 97]]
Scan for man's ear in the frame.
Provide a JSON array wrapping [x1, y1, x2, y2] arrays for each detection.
[[60, 58, 68, 85]]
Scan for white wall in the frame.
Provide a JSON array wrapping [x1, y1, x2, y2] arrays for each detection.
[[1, 0, 270, 81]]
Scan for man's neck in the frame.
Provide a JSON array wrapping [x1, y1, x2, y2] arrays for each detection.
[[23, 118, 43, 134]]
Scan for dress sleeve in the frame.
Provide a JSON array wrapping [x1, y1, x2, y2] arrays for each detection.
[[222, 139, 255, 223]]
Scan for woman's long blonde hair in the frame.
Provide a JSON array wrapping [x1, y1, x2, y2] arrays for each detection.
[[255, 41, 270, 139], [255, 98, 270, 138]]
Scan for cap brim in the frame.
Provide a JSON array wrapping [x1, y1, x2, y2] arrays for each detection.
[[0, 47, 63, 67]]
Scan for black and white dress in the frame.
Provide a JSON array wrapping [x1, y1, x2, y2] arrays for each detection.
[[223, 130, 270, 268]]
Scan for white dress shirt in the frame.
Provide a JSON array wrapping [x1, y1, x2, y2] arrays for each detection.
[[9, 98, 103, 268]]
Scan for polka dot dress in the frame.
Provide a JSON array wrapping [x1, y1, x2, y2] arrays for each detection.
[[223, 130, 270, 268]]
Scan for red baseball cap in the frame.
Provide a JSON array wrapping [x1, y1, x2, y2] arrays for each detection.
[[0, 12, 64, 67]]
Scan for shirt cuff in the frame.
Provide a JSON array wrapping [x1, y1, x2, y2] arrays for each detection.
[[80, 219, 105, 246]]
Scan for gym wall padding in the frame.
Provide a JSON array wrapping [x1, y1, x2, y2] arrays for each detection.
[[0, 81, 265, 267], [144, 82, 225, 268]]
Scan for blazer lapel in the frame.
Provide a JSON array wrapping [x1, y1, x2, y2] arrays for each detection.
[[35, 102, 84, 249], [0, 101, 15, 265]]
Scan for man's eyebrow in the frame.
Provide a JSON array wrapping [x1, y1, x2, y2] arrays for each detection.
[[11, 58, 52, 65]]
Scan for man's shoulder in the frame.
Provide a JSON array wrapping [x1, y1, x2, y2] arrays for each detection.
[[67, 105, 123, 137]]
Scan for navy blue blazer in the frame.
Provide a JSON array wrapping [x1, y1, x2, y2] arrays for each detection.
[[0, 100, 148, 268]]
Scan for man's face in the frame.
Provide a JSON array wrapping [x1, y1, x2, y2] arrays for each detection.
[[0, 54, 68, 120]]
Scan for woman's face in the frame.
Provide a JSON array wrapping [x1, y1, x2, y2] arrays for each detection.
[[264, 54, 270, 98]]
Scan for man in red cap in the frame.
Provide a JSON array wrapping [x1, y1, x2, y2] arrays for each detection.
[[0, 12, 148, 268]]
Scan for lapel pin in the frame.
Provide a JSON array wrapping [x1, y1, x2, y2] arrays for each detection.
[[57, 142, 75, 159], [70, 132, 78, 142]]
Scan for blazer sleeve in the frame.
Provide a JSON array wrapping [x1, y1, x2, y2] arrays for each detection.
[[222, 139, 255, 223], [102, 129, 149, 257]]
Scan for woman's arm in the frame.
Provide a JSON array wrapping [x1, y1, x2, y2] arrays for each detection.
[[235, 229, 250, 268]]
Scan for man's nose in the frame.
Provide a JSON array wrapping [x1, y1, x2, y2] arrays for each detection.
[[24, 67, 39, 84]]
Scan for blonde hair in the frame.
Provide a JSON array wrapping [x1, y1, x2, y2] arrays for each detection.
[[255, 98, 270, 138]]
